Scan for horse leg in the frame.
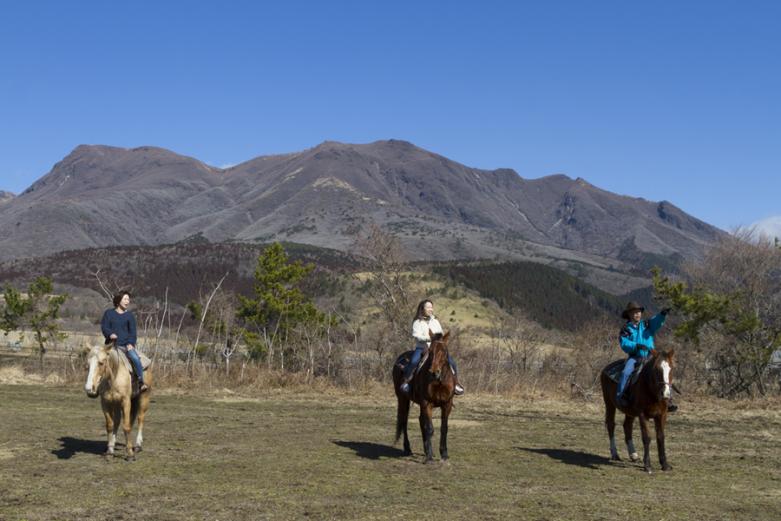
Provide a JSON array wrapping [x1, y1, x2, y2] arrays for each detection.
[[135, 371, 151, 451], [440, 401, 452, 461], [604, 401, 619, 460], [396, 395, 412, 455], [121, 397, 134, 460], [654, 416, 672, 471], [623, 415, 638, 462], [102, 404, 116, 457], [419, 403, 435, 463], [134, 396, 148, 452], [639, 414, 652, 473]]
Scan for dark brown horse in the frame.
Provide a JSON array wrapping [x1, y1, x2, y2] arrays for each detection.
[[600, 349, 675, 473], [393, 331, 455, 463]]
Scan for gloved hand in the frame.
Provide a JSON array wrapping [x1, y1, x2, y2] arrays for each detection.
[[661, 307, 672, 316]]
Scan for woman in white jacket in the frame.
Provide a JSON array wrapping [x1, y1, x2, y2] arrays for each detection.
[[400, 299, 464, 396]]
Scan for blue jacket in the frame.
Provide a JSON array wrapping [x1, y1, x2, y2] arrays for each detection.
[[619, 313, 666, 358], [101, 308, 137, 347]]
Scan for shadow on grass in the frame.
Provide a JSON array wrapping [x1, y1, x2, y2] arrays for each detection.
[[52, 437, 107, 459], [332, 440, 407, 460], [516, 447, 612, 470]]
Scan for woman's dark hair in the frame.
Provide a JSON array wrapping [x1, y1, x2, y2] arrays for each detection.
[[413, 299, 433, 323], [113, 291, 132, 308]]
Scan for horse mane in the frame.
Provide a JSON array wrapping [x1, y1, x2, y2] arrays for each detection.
[[106, 347, 121, 382]]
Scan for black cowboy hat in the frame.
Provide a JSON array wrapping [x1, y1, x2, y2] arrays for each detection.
[[621, 301, 645, 320]]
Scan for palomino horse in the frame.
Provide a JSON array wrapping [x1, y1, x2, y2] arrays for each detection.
[[393, 331, 455, 463], [84, 344, 152, 460], [600, 349, 675, 473]]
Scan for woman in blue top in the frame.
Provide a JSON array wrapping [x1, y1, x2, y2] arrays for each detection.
[[616, 301, 675, 411], [101, 291, 148, 393]]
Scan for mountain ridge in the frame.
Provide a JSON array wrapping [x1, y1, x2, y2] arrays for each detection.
[[0, 140, 724, 286]]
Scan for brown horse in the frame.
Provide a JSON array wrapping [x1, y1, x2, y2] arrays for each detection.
[[600, 349, 675, 473], [84, 344, 152, 460], [393, 331, 455, 463]]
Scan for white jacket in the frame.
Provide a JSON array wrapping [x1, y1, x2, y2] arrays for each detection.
[[412, 316, 443, 348]]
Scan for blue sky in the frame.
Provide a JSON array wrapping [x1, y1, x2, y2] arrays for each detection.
[[1, 1, 779, 231]]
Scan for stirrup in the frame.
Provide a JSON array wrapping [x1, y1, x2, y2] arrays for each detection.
[[399, 382, 411, 395], [454, 383, 464, 396]]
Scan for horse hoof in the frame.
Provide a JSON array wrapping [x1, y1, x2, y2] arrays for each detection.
[[133, 446, 143, 453], [630, 453, 639, 462], [644, 467, 653, 474], [424, 458, 435, 464], [403, 450, 412, 457], [610, 455, 621, 462], [662, 463, 673, 471]]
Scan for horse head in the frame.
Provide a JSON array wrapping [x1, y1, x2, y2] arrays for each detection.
[[428, 330, 451, 382], [651, 349, 675, 402], [84, 344, 111, 398]]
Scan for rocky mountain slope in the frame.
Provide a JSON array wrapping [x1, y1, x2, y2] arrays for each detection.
[[0, 140, 724, 289]]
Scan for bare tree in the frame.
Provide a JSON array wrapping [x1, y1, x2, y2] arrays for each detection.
[[353, 224, 413, 378]]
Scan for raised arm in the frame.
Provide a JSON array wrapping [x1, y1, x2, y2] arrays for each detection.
[[646, 312, 667, 335]]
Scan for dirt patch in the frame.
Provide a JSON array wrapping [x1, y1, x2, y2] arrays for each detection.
[[0, 447, 16, 461]]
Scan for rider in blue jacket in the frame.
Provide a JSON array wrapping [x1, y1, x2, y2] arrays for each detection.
[[616, 302, 676, 411]]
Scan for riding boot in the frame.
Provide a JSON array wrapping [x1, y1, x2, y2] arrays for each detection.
[[449, 364, 465, 396]]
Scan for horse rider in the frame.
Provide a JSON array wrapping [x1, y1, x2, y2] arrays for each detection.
[[399, 299, 464, 396], [101, 291, 149, 393], [616, 301, 676, 411]]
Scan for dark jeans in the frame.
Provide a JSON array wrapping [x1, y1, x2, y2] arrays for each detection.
[[616, 356, 645, 399]]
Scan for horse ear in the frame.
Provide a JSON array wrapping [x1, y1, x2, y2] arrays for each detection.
[[442, 331, 450, 343], [667, 349, 675, 361]]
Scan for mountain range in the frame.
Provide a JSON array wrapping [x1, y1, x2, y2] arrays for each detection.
[[0, 140, 724, 292]]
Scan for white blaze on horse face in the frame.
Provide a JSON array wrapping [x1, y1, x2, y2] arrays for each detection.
[[661, 360, 672, 399], [85, 356, 97, 394]]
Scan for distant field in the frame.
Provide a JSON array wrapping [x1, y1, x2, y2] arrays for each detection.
[[1, 383, 779, 521]]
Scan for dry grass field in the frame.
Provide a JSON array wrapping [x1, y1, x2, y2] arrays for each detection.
[[1, 375, 780, 521]]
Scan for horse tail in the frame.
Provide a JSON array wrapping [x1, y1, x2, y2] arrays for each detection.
[[129, 394, 141, 426], [395, 396, 409, 444]]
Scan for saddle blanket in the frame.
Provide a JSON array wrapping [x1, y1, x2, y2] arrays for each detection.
[[115, 348, 152, 375]]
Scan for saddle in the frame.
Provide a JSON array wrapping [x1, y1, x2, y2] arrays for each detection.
[[113, 347, 152, 398], [395, 349, 430, 376], [604, 358, 648, 388]]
